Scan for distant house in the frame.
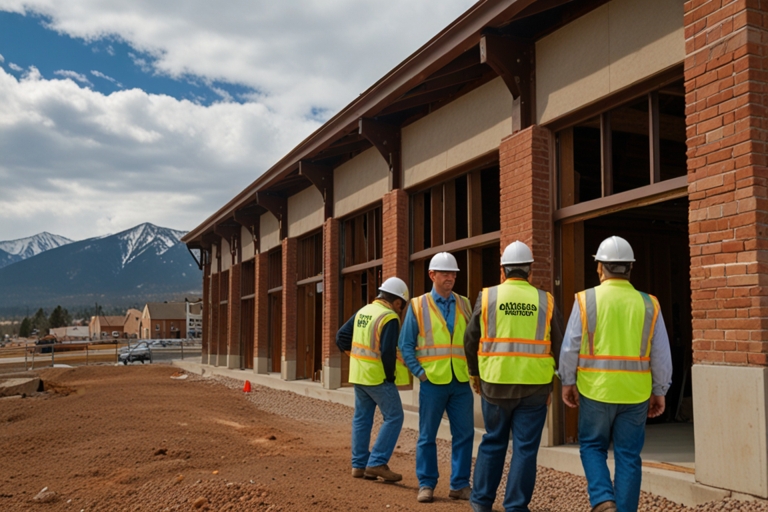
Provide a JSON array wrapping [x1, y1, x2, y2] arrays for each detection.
[[186, 300, 203, 339], [88, 315, 125, 340], [123, 308, 142, 339], [49, 325, 90, 341], [141, 302, 187, 339]]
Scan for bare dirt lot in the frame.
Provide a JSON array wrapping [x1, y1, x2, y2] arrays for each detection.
[[0, 364, 766, 512]]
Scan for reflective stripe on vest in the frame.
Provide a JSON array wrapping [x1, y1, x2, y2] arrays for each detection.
[[478, 279, 555, 385], [412, 292, 471, 384], [349, 300, 399, 386], [576, 280, 659, 404]]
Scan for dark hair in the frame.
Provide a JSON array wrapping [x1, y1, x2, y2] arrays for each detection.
[[602, 262, 632, 278], [377, 290, 402, 305], [503, 265, 530, 279]]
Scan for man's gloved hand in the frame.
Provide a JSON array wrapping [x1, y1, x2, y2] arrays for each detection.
[[419, 373, 428, 383], [469, 375, 481, 395], [648, 395, 665, 418]]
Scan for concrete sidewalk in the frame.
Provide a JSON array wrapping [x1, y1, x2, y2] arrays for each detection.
[[173, 358, 734, 507]]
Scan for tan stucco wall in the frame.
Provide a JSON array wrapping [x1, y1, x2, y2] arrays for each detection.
[[211, 244, 219, 274], [241, 225, 255, 261], [536, 0, 684, 125], [334, 147, 389, 218], [402, 77, 513, 189], [220, 238, 231, 272], [693, 365, 768, 498], [260, 212, 281, 252], [288, 186, 324, 238]]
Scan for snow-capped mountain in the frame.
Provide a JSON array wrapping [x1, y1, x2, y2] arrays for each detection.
[[0, 223, 201, 313], [0, 232, 73, 269]]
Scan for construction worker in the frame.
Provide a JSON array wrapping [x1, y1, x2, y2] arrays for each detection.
[[335, 276, 411, 482], [464, 240, 562, 512], [560, 236, 672, 512], [398, 252, 474, 503]]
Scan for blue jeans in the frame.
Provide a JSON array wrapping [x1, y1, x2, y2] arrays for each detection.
[[471, 393, 548, 512], [579, 395, 649, 512], [417, 377, 474, 490], [351, 382, 404, 469]]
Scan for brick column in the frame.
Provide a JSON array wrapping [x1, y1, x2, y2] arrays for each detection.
[[499, 125, 554, 292], [382, 189, 409, 281], [322, 218, 341, 389], [226, 261, 242, 369], [281, 237, 298, 380], [686, 0, 768, 497], [210, 267, 220, 366], [202, 263, 210, 365], [253, 251, 269, 373]]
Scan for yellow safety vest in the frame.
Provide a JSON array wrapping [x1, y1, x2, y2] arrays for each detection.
[[478, 279, 555, 384], [349, 300, 410, 386], [576, 279, 659, 404], [410, 292, 472, 384]]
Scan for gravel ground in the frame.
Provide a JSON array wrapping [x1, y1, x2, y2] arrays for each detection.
[[0, 365, 765, 511]]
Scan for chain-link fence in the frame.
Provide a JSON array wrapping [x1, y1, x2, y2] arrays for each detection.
[[0, 339, 202, 375]]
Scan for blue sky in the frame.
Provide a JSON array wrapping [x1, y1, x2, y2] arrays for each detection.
[[0, 11, 254, 105], [0, 0, 476, 242]]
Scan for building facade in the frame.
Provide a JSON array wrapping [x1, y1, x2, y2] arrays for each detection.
[[184, 0, 768, 499]]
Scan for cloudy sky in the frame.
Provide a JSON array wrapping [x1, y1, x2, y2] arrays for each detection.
[[0, 0, 476, 242]]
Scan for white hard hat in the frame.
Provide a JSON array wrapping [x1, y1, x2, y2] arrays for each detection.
[[501, 241, 534, 265], [594, 236, 635, 262], [429, 252, 460, 272], [379, 277, 410, 302]]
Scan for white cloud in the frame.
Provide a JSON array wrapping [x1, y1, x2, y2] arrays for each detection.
[[90, 69, 122, 87], [54, 69, 93, 86], [0, 0, 477, 240], [0, 53, 4, 63], [8, 62, 22, 71]]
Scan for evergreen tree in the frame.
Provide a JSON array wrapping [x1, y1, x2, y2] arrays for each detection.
[[30, 308, 49, 335], [19, 317, 31, 338], [49, 306, 71, 328]]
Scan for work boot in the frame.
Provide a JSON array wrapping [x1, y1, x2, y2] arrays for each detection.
[[417, 486, 434, 503], [364, 464, 402, 482], [352, 467, 376, 480], [448, 486, 471, 500], [592, 501, 617, 512]]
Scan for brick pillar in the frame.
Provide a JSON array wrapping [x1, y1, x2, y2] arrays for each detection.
[[202, 263, 210, 364], [210, 267, 220, 366], [499, 125, 553, 292], [686, 0, 768, 497], [322, 218, 341, 389], [227, 261, 242, 369], [253, 251, 269, 373], [281, 237, 298, 380], [382, 189, 409, 281]]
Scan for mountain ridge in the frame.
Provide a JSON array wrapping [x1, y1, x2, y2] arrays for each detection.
[[0, 232, 73, 269]]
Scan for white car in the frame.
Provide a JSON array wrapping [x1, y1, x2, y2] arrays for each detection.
[[118, 342, 152, 365]]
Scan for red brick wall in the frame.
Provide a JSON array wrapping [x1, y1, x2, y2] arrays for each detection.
[[227, 261, 242, 364], [282, 237, 298, 375], [686, 0, 768, 366], [254, 251, 269, 367], [499, 125, 554, 292], [202, 263, 210, 361], [210, 258, 221, 360], [382, 189, 409, 281], [323, 218, 341, 385]]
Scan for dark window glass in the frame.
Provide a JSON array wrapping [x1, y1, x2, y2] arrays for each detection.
[[573, 117, 602, 203], [612, 98, 651, 193], [659, 91, 687, 180]]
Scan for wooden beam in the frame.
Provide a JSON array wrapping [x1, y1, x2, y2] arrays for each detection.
[[359, 118, 401, 190], [426, 47, 481, 80], [233, 204, 263, 242], [480, 34, 534, 130], [299, 160, 334, 219], [314, 139, 371, 159], [378, 88, 463, 116], [513, 0, 576, 20], [401, 65, 486, 100], [256, 192, 288, 239], [649, 92, 661, 184], [600, 112, 613, 197]]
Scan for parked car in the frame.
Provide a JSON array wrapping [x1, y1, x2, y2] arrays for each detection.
[[118, 341, 152, 365]]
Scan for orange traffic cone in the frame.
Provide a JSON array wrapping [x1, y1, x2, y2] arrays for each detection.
[[243, 380, 252, 393]]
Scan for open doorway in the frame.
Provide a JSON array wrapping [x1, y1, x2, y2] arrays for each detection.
[[558, 197, 692, 452]]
